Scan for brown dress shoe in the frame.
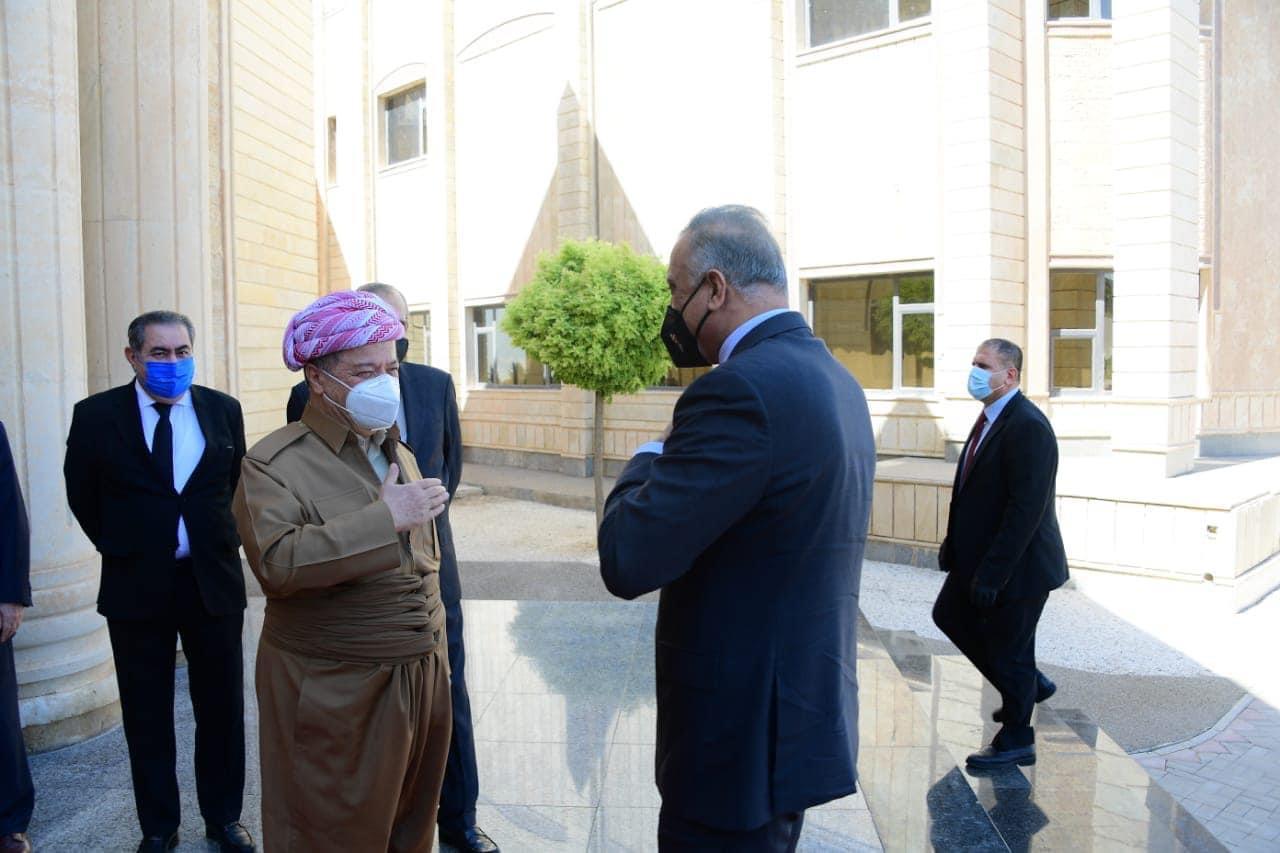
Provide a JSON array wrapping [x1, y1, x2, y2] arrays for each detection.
[[0, 833, 32, 853]]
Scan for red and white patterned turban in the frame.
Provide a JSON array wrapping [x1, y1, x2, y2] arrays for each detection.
[[282, 290, 405, 371]]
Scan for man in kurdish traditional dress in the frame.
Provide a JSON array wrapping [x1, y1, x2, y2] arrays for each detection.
[[233, 291, 452, 852]]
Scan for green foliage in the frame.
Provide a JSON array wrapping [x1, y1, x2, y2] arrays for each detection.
[[502, 240, 670, 400]]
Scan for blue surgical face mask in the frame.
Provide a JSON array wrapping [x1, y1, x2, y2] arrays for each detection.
[[967, 366, 994, 401], [144, 358, 196, 399], [967, 365, 1011, 401]]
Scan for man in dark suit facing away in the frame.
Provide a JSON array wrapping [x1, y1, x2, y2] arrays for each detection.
[[0, 421, 34, 853], [933, 338, 1068, 770], [64, 312, 253, 853], [285, 283, 496, 853], [598, 205, 876, 852]]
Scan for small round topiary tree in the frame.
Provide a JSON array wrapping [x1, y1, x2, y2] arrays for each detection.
[[502, 239, 670, 523]]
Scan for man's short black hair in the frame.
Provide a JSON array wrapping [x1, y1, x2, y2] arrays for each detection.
[[981, 338, 1023, 373], [127, 311, 195, 352]]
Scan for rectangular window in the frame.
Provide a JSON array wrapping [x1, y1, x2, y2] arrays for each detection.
[[382, 84, 427, 166], [468, 305, 556, 386], [807, 0, 930, 48], [1047, 0, 1111, 20], [810, 273, 935, 391], [1050, 270, 1113, 393], [653, 365, 712, 389], [406, 309, 430, 365], [326, 116, 338, 185]]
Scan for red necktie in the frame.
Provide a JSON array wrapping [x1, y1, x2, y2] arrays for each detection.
[[959, 412, 987, 487]]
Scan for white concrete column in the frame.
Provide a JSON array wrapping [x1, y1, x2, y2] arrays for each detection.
[[0, 0, 120, 750], [1110, 0, 1200, 477], [1023, 0, 1051, 402], [935, 0, 1028, 452], [77, 0, 216, 394]]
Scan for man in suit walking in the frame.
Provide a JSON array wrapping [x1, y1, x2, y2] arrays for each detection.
[[64, 312, 254, 853], [933, 338, 1068, 770], [598, 205, 876, 852], [1, 422, 34, 853], [285, 284, 495, 853]]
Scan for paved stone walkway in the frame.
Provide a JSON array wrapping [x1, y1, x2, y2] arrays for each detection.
[[1133, 697, 1280, 851]]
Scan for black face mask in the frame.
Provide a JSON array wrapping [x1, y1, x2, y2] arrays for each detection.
[[661, 277, 713, 367], [395, 338, 410, 363]]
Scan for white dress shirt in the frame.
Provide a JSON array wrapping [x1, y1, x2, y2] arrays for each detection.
[[135, 381, 206, 559], [356, 431, 391, 482], [395, 398, 408, 444]]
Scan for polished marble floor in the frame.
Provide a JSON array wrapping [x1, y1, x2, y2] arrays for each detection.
[[862, 616, 1226, 852], [28, 597, 1227, 851], [455, 599, 880, 852]]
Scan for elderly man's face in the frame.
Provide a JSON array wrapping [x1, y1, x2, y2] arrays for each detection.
[[665, 236, 701, 311], [126, 323, 192, 381], [308, 339, 399, 407]]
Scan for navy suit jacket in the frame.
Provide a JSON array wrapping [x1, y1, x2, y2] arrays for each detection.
[[0, 421, 32, 609], [64, 382, 247, 619], [598, 311, 876, 830], [939, 391, 1068, 600], [287, 361, 464, 605]]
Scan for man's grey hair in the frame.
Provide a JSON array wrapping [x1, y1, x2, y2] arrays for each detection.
[[357, 282, 405, 313], [680, 205, 786, 300], [127, 311, 195, 352], [981, 338, 1023, 374]]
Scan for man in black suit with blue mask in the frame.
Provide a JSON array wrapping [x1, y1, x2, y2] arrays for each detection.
[[598, 205, 876, 852], [64, 311, 252, 853], [285, 283, 496, 853], [934, 338, 1068, 770]]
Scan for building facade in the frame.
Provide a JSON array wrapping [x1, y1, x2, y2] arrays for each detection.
[[317, 0, 1280, 604], [2, 0, 1277, 747], [317, 0, 1276, 474], [1, 0, 318, 748]]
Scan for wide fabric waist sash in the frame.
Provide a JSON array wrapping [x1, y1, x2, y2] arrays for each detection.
[[263, 569, 445, 665]]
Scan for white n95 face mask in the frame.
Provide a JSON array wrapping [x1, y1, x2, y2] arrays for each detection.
[[321, 369, 401, 431]]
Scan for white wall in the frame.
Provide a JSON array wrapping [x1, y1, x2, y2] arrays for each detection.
[[453, 6, 568, 304], [319, 1, 367, 283], [592, 0, 777, 261], [1048, 30, 1113, 259], [370, 0, 442, 311], [790, 30, 939, 271]]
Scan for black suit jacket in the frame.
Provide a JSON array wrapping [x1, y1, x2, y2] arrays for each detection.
[[286, 361, 464, 604], [939, 390, 1068, 600], [0, 421, 32, 608], [598, 312, 876, 831], [64, 382, 248, 619]]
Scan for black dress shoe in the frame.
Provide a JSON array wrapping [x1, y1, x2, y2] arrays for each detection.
[[205, 821, 256, 852], [966, 741, 1036, 769], [992, 673, 1057, 722], [439, 825, 500, 852], [136, 832, 178, 853], [0, 833, 32, 853]]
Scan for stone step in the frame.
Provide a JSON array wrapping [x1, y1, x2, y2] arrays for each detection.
[[863, 618, 1226, 851]]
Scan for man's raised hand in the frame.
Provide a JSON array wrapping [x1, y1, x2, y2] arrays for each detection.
[[379, 463, 449, 532]]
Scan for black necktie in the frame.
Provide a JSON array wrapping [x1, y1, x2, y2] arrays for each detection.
[[152, 403, 174, 490]]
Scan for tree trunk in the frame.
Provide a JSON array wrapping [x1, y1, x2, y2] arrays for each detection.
[[593, 390, 605, 526]]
